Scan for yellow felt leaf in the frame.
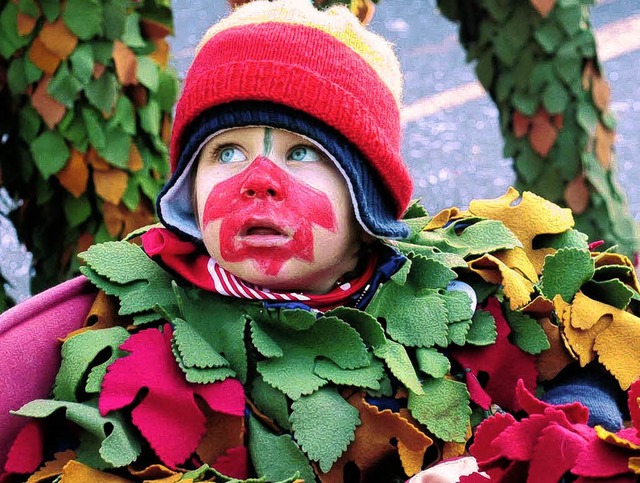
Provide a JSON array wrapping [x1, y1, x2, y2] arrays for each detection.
[[39, 18, 78, 60], [128, 143, 143, 172], [424, 207, 463, 231], [62, 291, 123, 342], [595, 123, 614, 170], [93, 169, 128, 205], [493, 247, 539, 283], [629, 456, 640, 473], [17, 12, 37, 36], [31, 75, 66, 129], [320, 392, 432, 482], [595, 425, 640, 450], [593, 252, 640, 293], [87, 148, 111, 171], [469, 253, 535, 309], [27, 450, 76, 483], [558, 292, 640, 390], [60, 460, 133, 482], [56, 149, 89, 197], [29, 37, 62, 75], [128, 464, 180, 482], [469, 188, 574, 273], [113, 40, 138, 85]]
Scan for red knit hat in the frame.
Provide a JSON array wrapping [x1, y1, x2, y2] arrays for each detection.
[[170, 0, 413, 219]]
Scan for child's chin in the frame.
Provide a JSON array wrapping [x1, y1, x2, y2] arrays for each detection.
[[230, 262, 332, 294]]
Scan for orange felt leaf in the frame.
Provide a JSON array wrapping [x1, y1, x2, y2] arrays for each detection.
[[31, 75, 66, 129], [26, 450, 76, 483], [87, 148, 111, 171], [62, 291, 123, 342], [123, 202, 156, 237], [128, 464, 180, 481], [522, 296, 554, 318], [128, 143, 144, 172], [469, 187, 574, 273], [141, 18, 172, 39], [127, 84, 148, 107], [536, 317, 575, 381], [60, 460, 133, 482], [93, 63, 106, 80], [196, 405, 245, 464], [320, 392, 432, 482], [468, 253, 535, 310], [558, 292, 640, 390], [17, 12, 37, 36], [113, 40, 138, 85], [424, 207, 464, 231], [582, 60, 598, 91], [595, 426, 640, 451], [102, 201, 156, 239], [39, 19, 78, 60], [441, 423, 471, 460], [564, 174, 590, 214], [591, 76, 611, 111], [93, 168, 128, 205], [349, 0, 376, 25], [595, 122, 614, 170], [103, 201, 126, 238], [513, 111, 530, 138], [530, 0, 556, 17], [29, 37, 61, 75], [56, 149, 89, 197], [149, 39, 169, 68], [552, 114, 564, 130], [161, 114, 172, 146], [529, 111, 557, 157]]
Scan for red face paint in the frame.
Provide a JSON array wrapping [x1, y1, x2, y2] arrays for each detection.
[[203, 156, 337, 276]]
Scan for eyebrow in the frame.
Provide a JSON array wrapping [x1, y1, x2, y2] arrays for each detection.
[[262, 128, 272, 156]]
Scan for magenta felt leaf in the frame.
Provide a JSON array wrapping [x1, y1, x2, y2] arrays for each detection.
[[452, 297, 537, 411], [515, 379, 589, 425], [629, 379, 640, 433], [571, 435, 635, 478], [527, 424, 587, 483], [4, 421, 43, 474], [99, 324, 245, 468], [469, 411, 516, 466]]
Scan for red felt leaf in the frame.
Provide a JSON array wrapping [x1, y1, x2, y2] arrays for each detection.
[[527, 424, 588, 483], [3, 421, 43, 474], [572, 435, 634, 478], [469, 412, 516, 466], [452, 298, 537, 411], [458, 474, 491, 482], [212, 446, 248, 480], [99, 324, 245, 468], [465, 371, 491, 410], [629, 379, 640, 433], [515, 379, 589, 424], [574, 477, 637, 483]]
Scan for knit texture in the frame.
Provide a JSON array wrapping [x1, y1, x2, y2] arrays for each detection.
[[169, 0, 412, 219]]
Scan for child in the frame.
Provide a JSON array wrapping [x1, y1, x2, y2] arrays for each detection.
[[1, 1, 639, 481]]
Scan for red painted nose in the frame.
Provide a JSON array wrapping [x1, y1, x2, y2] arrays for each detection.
[[240, 157, 286, 201]]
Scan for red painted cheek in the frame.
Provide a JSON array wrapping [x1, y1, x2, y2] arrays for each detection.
[[202, 157, 338, 276]]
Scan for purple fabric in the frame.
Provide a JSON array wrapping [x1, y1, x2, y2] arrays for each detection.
[[0, 276, 97, 468]]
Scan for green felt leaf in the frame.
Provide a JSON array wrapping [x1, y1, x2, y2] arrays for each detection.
[[530, 63, 554, 93], [314, 353, 384, 390], [82, 106, 106, 149], [408, 256, 457, 291], [465, 310, 498, 346], [13, 399, 141, 469], [540, 248, 595, 302], [390, 257, 411, 285], [543, 81, 569, 114], [416, 347, 450, 378], [248, 415, 315, 482], [515, 144, 544, 185], [577, 101, 599, 133], [122, 12, 146, 48], [97, 126, 132, 168], [593, 264, 633, 281], [18, 0, 39, 17], [373, 340, 423, 395], [70, 44, 95, 84], [504, 309, 550, 354], [85, 72, 118, 114], [137, 57, 159, 91], [582, 279, 634, 310], [108, 96, 136, 136], [533, 229, 589, 251], [59, 110, 88, 148], [393, 242, 467, 269], [64, 195, 92, 228], [48, 62, 83, 108], [447, 319, 472, 346], [512, 91, 538, 116], [54, 327, 129, 402], [404, 199, 429, 219], [442, 290, 474, 323], [103, 1, 127, 40], [157, 69, 179, 112], [251, 375, 291, 430], [556, 4, 582, 35], [325, 307, 387, 349], [408, 377, 471, 443], [92, 41, 114, 64], [290, 387, 360, 473], [171, 289, 248, 382], [79, 242, 176, 316], [30, 131, 70, 179], [40, 0, 60, 21], [63, 0, 104, 40], [139, 99, 161, 134], [463, 274, 498, 304], [0, 3, 29, 58], [255, 315, 369, 400], [475, 51, 494, 89], [18, 105, 42, 143], [8, 58, 29, 94], [278, 309, 317, 331], [535, 20, 565, 53], [251, 319, 284, 358], [367, 281, 449, 348]]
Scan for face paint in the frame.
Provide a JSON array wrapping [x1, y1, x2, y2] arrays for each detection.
[[203, 156, 337, 276], [262, 128, 272, 157]]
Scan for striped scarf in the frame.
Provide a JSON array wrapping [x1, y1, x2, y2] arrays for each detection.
[[141, 227, 377, 311]]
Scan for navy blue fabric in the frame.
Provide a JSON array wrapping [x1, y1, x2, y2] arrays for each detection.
[[158, 102, 409, 240]]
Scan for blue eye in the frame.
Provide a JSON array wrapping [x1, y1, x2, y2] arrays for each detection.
[[288, 146, 320, 162], [219, 146, 246, 164]]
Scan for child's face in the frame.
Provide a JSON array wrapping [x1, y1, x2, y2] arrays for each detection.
[[194, 126, 363, 293]]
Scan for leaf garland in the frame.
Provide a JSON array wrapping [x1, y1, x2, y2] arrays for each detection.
[[0, 0, 177, 297]]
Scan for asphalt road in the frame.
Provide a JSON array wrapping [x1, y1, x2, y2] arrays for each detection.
[[1, 0, 638, 301]]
